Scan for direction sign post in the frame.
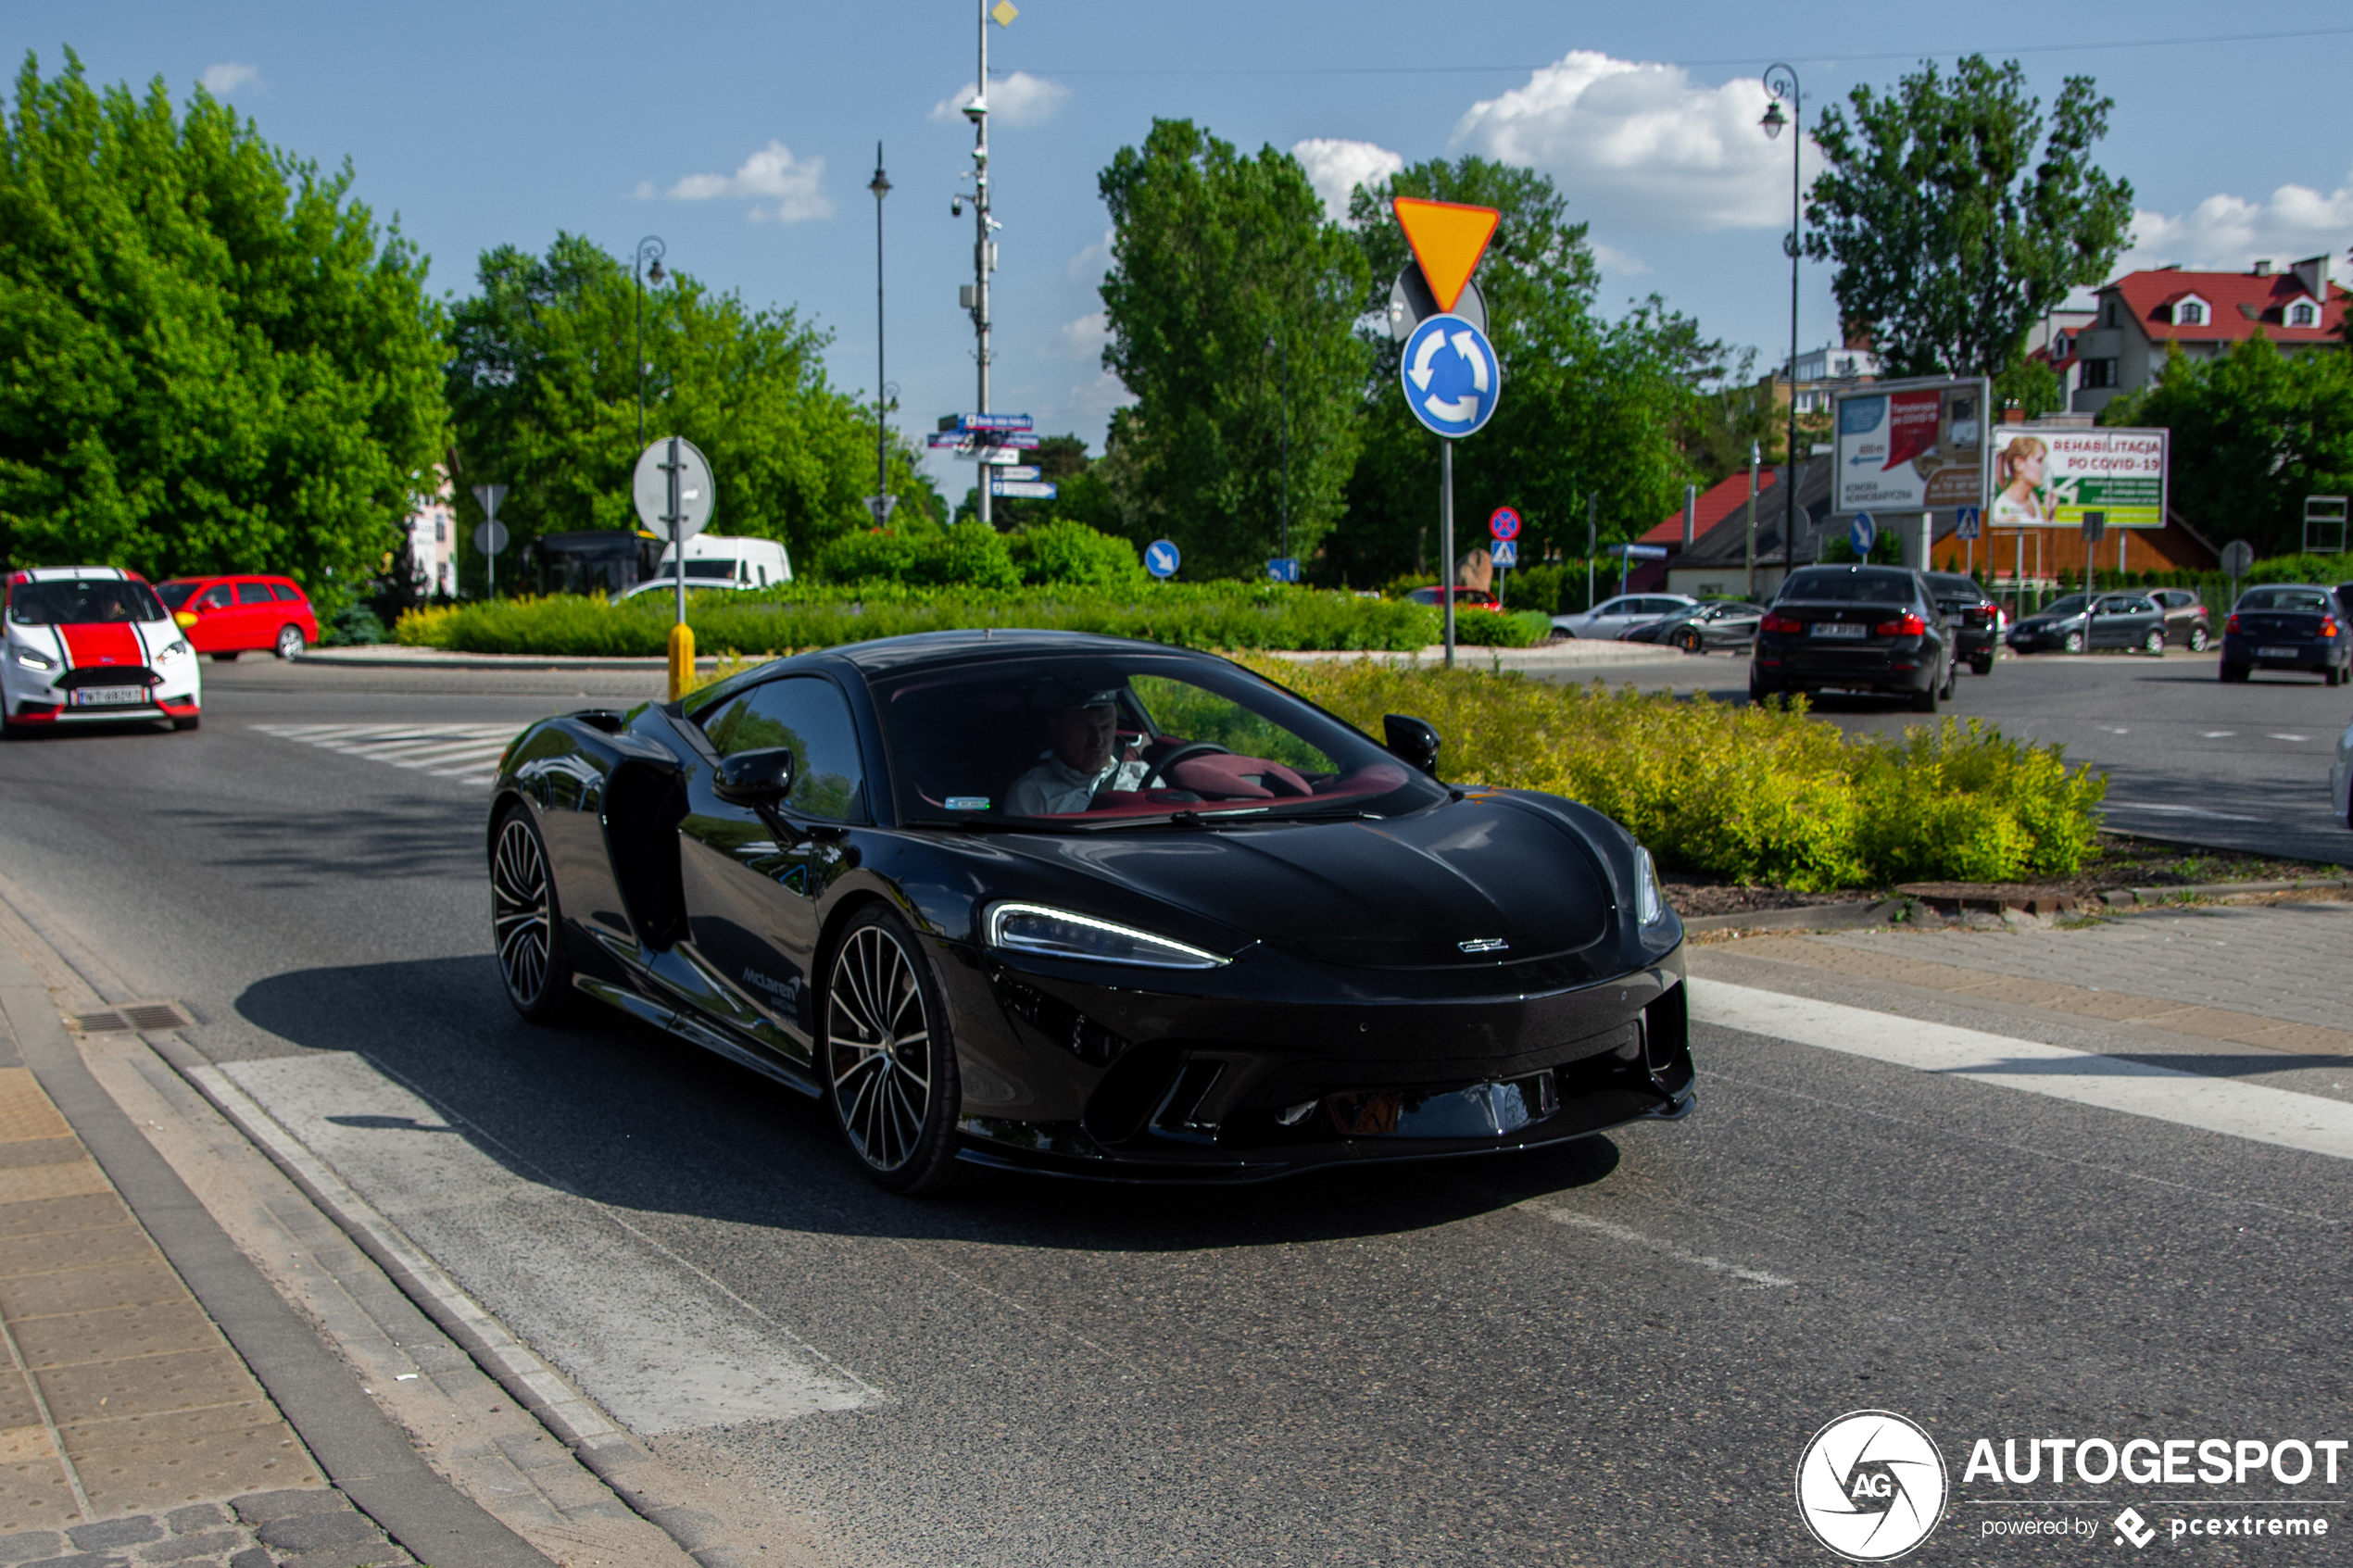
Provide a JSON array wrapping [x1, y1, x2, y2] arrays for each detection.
[[1849, 512, 1877, 560], [471, 484, 509, 598], [632, 436, 716, 698], [1956, 505, 1982, 577], [2221, 537, 2255, 610], [1144, 539, 1179, 580], [1266, 558, 1300, 583], [1490, 539, 1517, 570], [2081, 510, 2107, 596]]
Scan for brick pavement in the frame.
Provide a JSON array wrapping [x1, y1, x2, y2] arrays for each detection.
[[0, 1029, 409, 1568]]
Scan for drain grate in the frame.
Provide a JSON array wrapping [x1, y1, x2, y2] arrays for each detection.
[[69, 1001, 195, 1034]]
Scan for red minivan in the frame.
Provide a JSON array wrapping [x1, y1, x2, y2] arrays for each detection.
[[156, 575, 321, 660]]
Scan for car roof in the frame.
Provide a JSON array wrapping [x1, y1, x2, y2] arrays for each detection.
[[826, 628, 1205, 675], [11, 565, 133, 582]]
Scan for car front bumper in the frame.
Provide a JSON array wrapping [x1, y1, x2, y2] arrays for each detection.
[[938, 940, 1695, 1183]]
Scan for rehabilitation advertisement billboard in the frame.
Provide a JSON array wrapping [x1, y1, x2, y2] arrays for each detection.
[[1987, 426, 2168, 528], [1831, 377, 1989, 514]]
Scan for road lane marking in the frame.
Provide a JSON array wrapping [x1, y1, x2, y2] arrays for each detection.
[[2268, 734, 2311, 742], [2202, 731, 2236, 738], [1688, 977, 2353, 1162], [220, 1051, 878, 1434], [1525, 1206, 1795, 1286], [2099, 802, 2261, 821], [252, 723, 515, 786]]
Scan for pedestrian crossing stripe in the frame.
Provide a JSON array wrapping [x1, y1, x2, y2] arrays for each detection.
[[250, 723, 517, 786]]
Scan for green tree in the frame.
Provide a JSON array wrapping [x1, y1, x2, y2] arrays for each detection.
[[1806, 56, 2133, 377], [1097, 119, 1371, 577], [2103, 336, 2353, 557], [0, 52, 447, 596], [1332, 157, 1708, 583], [445, 233, 937, 578]]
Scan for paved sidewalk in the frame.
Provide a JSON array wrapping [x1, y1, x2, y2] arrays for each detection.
[[0, 1027, 412, 1566]]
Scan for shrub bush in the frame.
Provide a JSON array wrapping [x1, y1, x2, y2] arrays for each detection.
[[1243, 657, 2104, 890], [1008, 520, 1149, 589]]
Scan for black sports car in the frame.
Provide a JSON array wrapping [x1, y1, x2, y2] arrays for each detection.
[[485, 632, 1693, 1192]]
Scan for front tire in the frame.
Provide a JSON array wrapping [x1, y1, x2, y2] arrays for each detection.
[[491, 807, 577, 1023], [170, 714, 200, 732], [275, 624, 306, 660], [2189, 626, 2209, 653], [2062, 629, 2085, 654], [2141, 628, 2164, 656], [823, 907, 965, 1194], [1675, 628, 1704, 654]]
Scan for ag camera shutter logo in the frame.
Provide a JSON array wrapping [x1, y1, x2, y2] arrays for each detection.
[[1796, 1410, 1948, 1561]]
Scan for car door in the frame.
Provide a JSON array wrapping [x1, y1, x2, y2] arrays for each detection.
[[675, 674, 870, 1063], [1706, 605, 1761, 647], [231, 580, 275, 649], [182, 583, 235, 653]]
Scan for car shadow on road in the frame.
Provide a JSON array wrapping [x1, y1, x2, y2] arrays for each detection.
[[231, 957, 1628, 1255], [157, 802, 482, 885]]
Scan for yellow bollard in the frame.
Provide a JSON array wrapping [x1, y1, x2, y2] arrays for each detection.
[[667, 621, 696, 702]]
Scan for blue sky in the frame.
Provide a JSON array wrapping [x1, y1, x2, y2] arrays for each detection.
[[12, 2, 2353, 495]]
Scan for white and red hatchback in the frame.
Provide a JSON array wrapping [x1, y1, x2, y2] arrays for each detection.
[[3, 567, 201, 735]]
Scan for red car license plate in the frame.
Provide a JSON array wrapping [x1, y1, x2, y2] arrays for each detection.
[[69, 685, 145, 707]]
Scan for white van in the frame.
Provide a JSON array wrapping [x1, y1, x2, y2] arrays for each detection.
[[622, 533, 793, 600]]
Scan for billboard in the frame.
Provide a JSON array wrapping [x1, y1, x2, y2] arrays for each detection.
[[1987, 426, 2168, 529], [1832, 377, 1989, 514]]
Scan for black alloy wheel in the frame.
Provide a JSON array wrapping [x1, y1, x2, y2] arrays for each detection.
[[823, 906, 965, 1193], [491, 808, 576, 1022], [1675, 627, 1704, 654]]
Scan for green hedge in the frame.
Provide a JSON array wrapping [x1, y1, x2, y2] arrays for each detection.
[[1248, 656, 2106, 889], [396, 583, 1447, 655], [813, 519, 1149, 591]]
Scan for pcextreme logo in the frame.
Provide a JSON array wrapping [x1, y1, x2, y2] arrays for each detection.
[[1796, 1411, 1950, 1561]]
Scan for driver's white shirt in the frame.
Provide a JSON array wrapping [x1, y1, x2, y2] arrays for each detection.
[[1007, 753, 1150, 815]]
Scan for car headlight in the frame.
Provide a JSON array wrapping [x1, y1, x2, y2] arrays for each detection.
[[11, 645, 56, 671], [985, 902, 1229, 970], [1634, 847, 1669, 930]]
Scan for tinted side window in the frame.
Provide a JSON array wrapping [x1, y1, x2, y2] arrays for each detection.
[[700, 676, 866, 822], [198, 585, 233, 608], [236, 582, 271, 605], [271, 583, 303, 602]]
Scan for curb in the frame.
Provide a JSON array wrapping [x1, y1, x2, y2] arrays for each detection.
[[296, 647, 677, 671], [1681, 898, 1906, 934], [2100, 876, 2353, 908]]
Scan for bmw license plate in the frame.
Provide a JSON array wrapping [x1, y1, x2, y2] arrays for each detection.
[[2257, 646, 2299, 659], [69, 685, 145, 707], [1812, 622, 1867, 638]]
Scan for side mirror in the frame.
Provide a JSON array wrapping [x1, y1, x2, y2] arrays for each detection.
[[714, 746, 795, 806], [1382, 714, 1441, 778]]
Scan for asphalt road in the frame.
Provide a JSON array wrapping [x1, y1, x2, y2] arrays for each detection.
[[2, 659, 2350, 1563], [1599, 646, 2353, 868]]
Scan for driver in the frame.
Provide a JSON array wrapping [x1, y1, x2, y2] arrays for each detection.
[[1006, 678, 1150, 814]]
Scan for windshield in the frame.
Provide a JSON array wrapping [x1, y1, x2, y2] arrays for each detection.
[[6, 579, 168, 625], [1778, 569, 1917, 604], [868, 653, 1446, 826], [2037, 596, 2089, 618], [1926, 574, 1982, 598], [156, 581, 201, 610], [2236, 588, 2331, 613]]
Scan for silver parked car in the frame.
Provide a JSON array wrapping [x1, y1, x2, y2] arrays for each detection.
[[1552, 593, 1697, 640]]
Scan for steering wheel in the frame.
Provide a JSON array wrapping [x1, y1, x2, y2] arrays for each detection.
[[1142, 741, 1230, 789]]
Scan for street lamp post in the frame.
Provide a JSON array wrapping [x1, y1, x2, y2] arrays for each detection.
[[869, 146, 892, 519], [634, 236, 666, 453], [1265, 332, 1290, 564], [1761, 67, 1802, 589]]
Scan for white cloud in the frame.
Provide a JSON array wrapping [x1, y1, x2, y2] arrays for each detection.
[[1591, 242, 1651, 275], [1452, 50, 1815, 234], [2122, 172, 2353, 274], [199, 62, 260, 96], [1063, 369, 1136, 421], [653, 141, 831, 223], [929, 71, 1069, 129], [1049, 311, 1109, 361], [1290, 138, 1404, 225], [1066, 227, 1114, 283]]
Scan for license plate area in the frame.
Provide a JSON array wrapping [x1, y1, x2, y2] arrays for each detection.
[[2256, 646, 2300, 659], [1811, 622, 1868, 639], [70, 685, 147, 707]]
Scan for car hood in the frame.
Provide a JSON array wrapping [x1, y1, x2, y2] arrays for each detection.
[[994, 797, 1618, 969]]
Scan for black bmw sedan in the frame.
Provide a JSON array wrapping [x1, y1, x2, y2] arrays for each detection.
[[485, 633, 1692, 1192], [1749, 566, 1956, 710], [2221, 584, 2349, 684]]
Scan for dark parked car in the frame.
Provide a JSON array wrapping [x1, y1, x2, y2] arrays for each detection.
[[2149, 588, 2211, 651], [1624, 601, 1763, 652], [2004, 593, 2168, 657], [1750, 566, 1956, 711], [1404, 585, 1504, 613], [486, 632, 1694, 1191], [1924, 571, 2003, 675], [2220, 584, 2349, 685]]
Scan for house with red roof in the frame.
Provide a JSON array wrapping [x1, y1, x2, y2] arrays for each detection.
[[2072, 255, 2347, 416], [1613, 468, 1778, 594]]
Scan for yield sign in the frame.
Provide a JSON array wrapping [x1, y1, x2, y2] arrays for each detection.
[[1392, 197, 1500, 314]]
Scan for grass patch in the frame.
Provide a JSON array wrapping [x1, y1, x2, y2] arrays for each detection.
[[1241, 656, 2107, 890]]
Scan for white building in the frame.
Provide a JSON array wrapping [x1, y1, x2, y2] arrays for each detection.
[[406, 474, 458, 597]]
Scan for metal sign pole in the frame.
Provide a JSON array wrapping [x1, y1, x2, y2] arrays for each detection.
[[1586, 493, 1596, 614], [1441, 439, 1456, 668]]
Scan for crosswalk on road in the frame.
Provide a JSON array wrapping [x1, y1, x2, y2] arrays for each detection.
[[251, 723, 517, 786]]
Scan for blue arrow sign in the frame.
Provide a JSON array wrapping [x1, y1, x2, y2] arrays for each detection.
[[1265, 557, 1300, 583], [1145, 539, 1180, 580], [1399, 313, 1501, 439], [1490, 539, 1518, 569], [1850, 512, 1878, 556]]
